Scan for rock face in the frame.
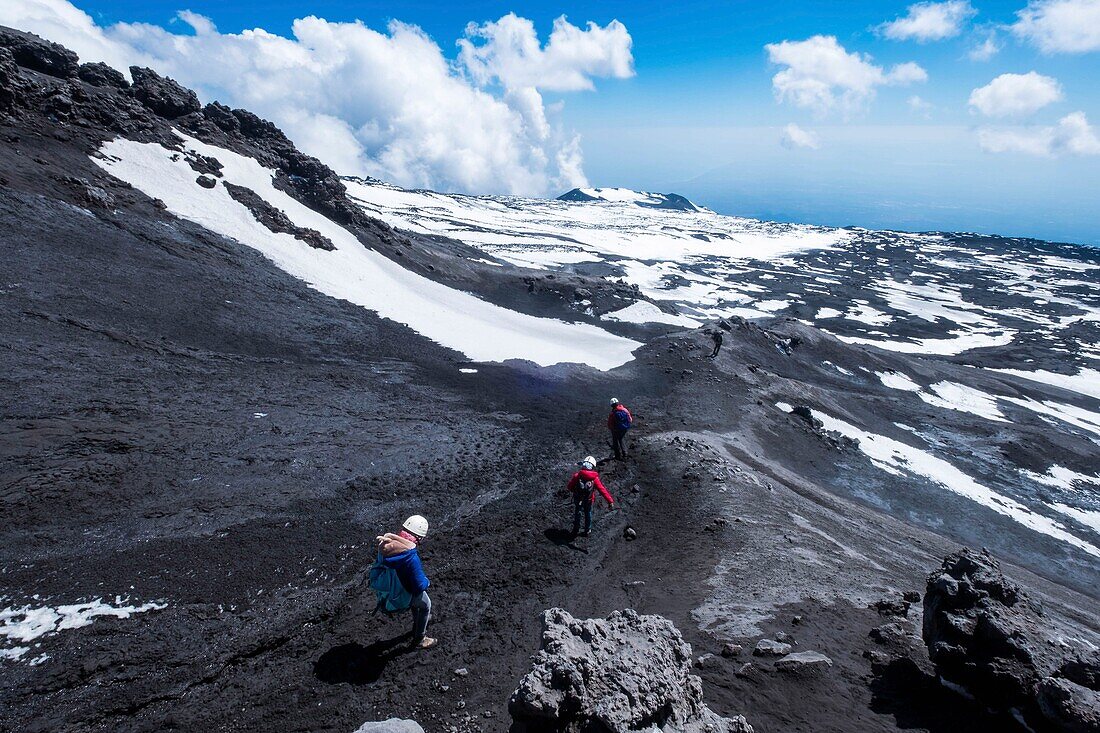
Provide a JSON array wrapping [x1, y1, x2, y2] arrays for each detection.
[[509, 608, 752, 733], [923, 548, 1100, 731]]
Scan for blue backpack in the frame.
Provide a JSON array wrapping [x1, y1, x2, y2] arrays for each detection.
[[369, 552, 411, 614], [614, 408, 632, 432]]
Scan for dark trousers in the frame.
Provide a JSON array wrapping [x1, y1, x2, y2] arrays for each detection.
[[612, 429, 628, 459], [571, 494, 593, 535], [410, 590, 431, 640], [709, 342, 721, 357]]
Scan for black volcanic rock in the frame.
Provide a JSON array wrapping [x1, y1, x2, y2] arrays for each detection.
[[77, 62, 129, 89], [923, 548, 1100, 730], [202, 101, 239, 133], [0, 26, 78, 78], [129, 66, 201, 119], [224, 182, 335, 250]]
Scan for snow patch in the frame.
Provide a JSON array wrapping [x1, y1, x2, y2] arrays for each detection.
[[1, 598, 166, 651], [603, 301, 700, 327], [93, 134, 640, 371]]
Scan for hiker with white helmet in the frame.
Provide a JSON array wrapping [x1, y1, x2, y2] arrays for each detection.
[[565, 456, 615, 537], [375, 515, 436, 649], [607, 398, 633, 460]]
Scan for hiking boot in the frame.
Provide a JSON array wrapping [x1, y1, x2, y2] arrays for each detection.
[[413, 636, 438, 650]]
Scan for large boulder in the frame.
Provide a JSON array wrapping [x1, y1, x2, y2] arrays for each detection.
[[509, 608, 752, 733], [923, 548, 1100, 731], [351, 720, 424, 733]]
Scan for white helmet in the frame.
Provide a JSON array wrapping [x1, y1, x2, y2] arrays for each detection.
[[403, 515, 429, 538], [581, 456, 597, 470], [610, 397, 620, 406]]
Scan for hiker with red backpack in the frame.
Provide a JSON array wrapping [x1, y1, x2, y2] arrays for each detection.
[[608, 398, 633, 460], [373, 515, 436, 649], [566, 456, 615, 537]]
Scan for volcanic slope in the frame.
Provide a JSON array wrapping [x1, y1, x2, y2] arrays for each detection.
[[1, 27, 1098, 733]]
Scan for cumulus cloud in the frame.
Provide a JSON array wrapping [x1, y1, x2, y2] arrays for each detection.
[[968, 31, 1001, 60], [879, 1, 977, 42], [978, 111, 1100, 155], [0, 0, 634, 196], [458, 13, 633, 91], [780, 123, 820, 149], [1010, 0, 1100, 54], [765, 35, 927, 116], [968, 72, 1063, 117]]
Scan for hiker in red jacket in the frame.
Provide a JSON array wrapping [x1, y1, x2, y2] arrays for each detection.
[[608, 398, 633, 460], [566, 456, 615, 537]]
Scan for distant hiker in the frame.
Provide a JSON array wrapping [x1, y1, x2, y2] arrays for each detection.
[[709, 330, 723, 358], [608, 397, 633, 460], [566, 456, 615, 537], [374, 515, 436, 649]]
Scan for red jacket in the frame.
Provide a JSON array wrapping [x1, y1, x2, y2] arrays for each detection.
[[608, 404, 633, 432], [567, 469, 614, 505]]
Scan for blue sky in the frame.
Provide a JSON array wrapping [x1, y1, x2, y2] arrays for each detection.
[[7, 0, 1100, 244]]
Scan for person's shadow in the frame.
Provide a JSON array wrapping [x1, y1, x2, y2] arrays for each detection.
[[314, 633, 414, 685], [544, 527, 587, 554]]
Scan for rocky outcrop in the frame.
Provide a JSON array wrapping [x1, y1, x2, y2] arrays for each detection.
[[0, 27, 78, 78], [510, 608, 752, 733], [129, 66, 200, 119], [923, 548, 1100, 731]]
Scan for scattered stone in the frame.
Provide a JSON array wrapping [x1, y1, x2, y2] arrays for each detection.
[[873, 597, 911, 618], [721, 643, 743, 658], [863, 649, 891, 668], [773, 631, 793, 644], [352, 720, 424, 733], [453, 668, 468, 677], [623, 526, 638, 541], [752, 639, 791, 657], [869, 622, 908, 645], [791, 615, 803, 625], [509, 608, 753, 732], [775, 651, 833, 676], [196, 175, 217, 189], [902, 591, 921, 604]]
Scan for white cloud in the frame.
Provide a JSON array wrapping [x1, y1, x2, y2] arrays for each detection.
[[908, 95, 934, 116], [968, 31, 1001, 60], [978, 111, 1100, 155], [968, 72, 1063, 116], [765, 35, 927, 115], [879, 1, 977, 42], [1010, 0, 1100, 54], [0, 0, 635, 196], [780, 123, 820, 149], [457, 13, 633, 92]]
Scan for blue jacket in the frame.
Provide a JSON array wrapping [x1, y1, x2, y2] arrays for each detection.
[[382, 548, 430, 594]]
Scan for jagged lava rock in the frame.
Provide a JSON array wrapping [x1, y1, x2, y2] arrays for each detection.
[[923, 548, 1100, 731], [509, 608, 752, 733], [129, 66, 201, 119]]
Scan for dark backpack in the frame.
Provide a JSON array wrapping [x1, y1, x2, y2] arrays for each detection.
[[575, 477, 595, 498]]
